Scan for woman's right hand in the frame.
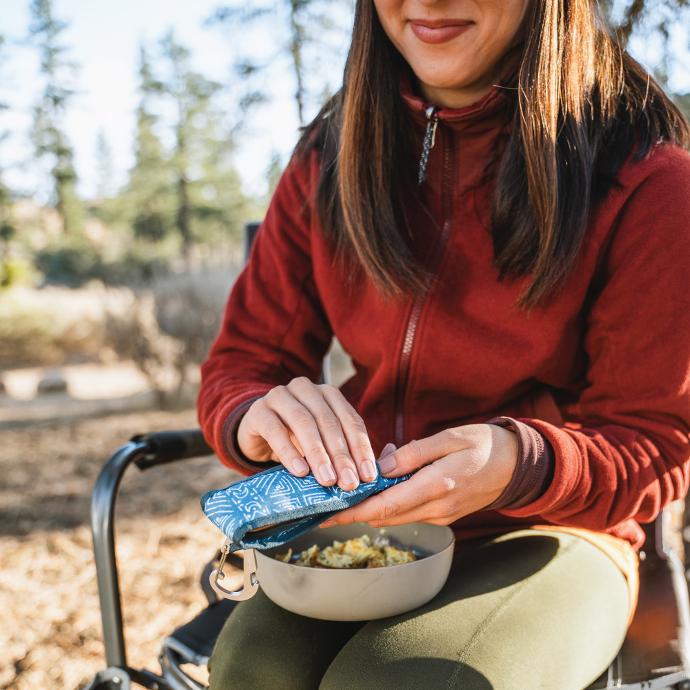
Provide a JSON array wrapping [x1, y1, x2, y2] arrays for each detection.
[[236, 377, 379, 491]]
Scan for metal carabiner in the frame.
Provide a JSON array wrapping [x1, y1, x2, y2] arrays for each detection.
[[210, 540, 259, 601]]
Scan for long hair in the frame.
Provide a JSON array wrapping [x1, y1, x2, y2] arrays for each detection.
[[296, 0, 690, 308]]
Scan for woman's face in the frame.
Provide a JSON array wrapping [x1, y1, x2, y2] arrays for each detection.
[[373, 0, 530, 107]]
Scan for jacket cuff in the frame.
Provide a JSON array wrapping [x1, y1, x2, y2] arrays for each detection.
[[218, 389, 279, 475], [483, 416, 555, 511]]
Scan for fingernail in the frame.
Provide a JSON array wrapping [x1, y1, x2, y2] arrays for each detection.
[[381, 443, 396, 457], [319, 464, 337, 484], [378, 454, 397, 474], [292, 457, 309, 474], [340, 468, 358, 490], [361, 460, 378, 482]]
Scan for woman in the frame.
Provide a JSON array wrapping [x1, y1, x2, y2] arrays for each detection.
[[197, 0, 690, 687]]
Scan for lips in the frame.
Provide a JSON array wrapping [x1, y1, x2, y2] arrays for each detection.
[[409, 19, 474, 45]]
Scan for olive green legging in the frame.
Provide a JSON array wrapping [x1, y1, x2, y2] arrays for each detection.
[[208, 529, 631, 690]]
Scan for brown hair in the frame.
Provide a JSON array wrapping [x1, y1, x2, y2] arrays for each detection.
[[297, 0, 690, 308]]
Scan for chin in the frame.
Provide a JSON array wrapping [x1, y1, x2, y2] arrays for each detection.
[[411, 64, 477, 92]]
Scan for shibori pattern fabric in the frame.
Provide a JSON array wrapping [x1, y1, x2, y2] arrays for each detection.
[[201, 464, 410, 552]]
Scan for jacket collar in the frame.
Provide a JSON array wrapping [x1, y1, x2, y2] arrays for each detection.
[[399, 68, 515, 134]]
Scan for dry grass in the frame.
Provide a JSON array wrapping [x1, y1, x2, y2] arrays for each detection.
[[0, 408, 241, 690], [0, 338, 355, 689]]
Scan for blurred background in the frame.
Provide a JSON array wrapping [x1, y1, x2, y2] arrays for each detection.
[[0, 1, 688, 688]]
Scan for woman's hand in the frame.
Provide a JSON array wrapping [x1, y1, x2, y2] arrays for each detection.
[[236, 377, 379, 491], [320, 424, 518, 527]]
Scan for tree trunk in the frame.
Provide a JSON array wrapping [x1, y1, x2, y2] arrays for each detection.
[[176, 123, 192, 266], [177, 173, 192, 266], [289, 0, 306, 126]]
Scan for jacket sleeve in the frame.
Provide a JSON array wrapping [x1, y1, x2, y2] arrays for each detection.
[[497, 145, 690, 532], [196, 152, 333, 474]]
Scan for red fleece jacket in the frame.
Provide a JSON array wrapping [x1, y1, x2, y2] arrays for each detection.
[[197, 78, 690, 550]]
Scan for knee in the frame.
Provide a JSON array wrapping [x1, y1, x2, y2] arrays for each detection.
[[207, 595, 293, 690], [208, 614, 298, 690], [209, 591, 359, 690], [207, 611, 254, 690], [321, 655, 492, 690]]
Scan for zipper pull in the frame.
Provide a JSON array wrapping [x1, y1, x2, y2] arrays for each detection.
[[418, 106, 439, 185]]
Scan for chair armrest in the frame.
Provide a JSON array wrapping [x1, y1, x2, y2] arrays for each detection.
[[130, 429, 213, 470], [91, 428, 213, 672]]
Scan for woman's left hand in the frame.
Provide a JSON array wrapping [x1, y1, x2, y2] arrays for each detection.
[[320, 424, 519, 528]]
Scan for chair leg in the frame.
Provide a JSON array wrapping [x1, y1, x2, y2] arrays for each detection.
[[82, 666, 132, 690]]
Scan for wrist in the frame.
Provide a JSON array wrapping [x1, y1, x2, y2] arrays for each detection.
[[486, 423, 520, 501], [483, 417, 554, 511]]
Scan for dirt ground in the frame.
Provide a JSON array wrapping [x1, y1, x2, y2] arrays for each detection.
[[0, 407, 242, 690]]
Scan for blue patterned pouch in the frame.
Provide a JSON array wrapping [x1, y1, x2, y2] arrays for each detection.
[[201, 464, 410, 552]]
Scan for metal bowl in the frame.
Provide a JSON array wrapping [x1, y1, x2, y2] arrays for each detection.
[[211, 522, 455, 621]]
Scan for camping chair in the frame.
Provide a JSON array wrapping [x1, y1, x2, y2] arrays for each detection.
[[85, 430, 690, 690], [86, 223, 690, 690]]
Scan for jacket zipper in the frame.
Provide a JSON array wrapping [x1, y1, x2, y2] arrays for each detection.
[[418, 106, 439, 185], [394, 111, 456, 446]]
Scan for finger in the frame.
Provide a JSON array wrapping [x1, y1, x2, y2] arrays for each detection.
[[379, 442, 397, 459], [251, 402, 310, 476], [321, 504, 445, 530], [320, 505, 359, 528], [321, 491, 407, 527], [322, 465, 456, 526], [288, 378, 359, 491], [368, 497, 457, 527], [320, 385, 378, 483], [379, 428, 473, 477], [263, 385, 337, 486]]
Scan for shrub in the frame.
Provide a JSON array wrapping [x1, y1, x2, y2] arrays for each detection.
[[102, 266, 239, 406], [0, 286, 114, 369], [34, 238, 103, 287], [0, 304, 59, 368], [99, 248, 171, 286], [35, 237, 173, 287], [0, 257, 35, 288]]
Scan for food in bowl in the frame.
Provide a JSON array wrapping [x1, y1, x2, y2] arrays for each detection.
[[210, 523, 455, 620], [274, 533, 417, 569]]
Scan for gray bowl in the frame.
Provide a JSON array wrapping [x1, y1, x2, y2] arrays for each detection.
[[210, 522, 455, 621]]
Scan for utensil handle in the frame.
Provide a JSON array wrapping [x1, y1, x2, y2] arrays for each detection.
[[210, 548, 259, 601]]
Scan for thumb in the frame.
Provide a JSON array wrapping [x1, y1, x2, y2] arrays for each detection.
[[378, 431, 451, 477]]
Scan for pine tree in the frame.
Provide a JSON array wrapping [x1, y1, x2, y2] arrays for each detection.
[[158, 30, 241, 260], [123, 37, 249, 260], [207, 0, 351, 126], [126, 44, 173, 243], [0, 35, 15, 250], [601, 1, 690, 118], [192, 106, 248, 248], [602, 0, 688, 47], [28, 0, 83, 234]]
